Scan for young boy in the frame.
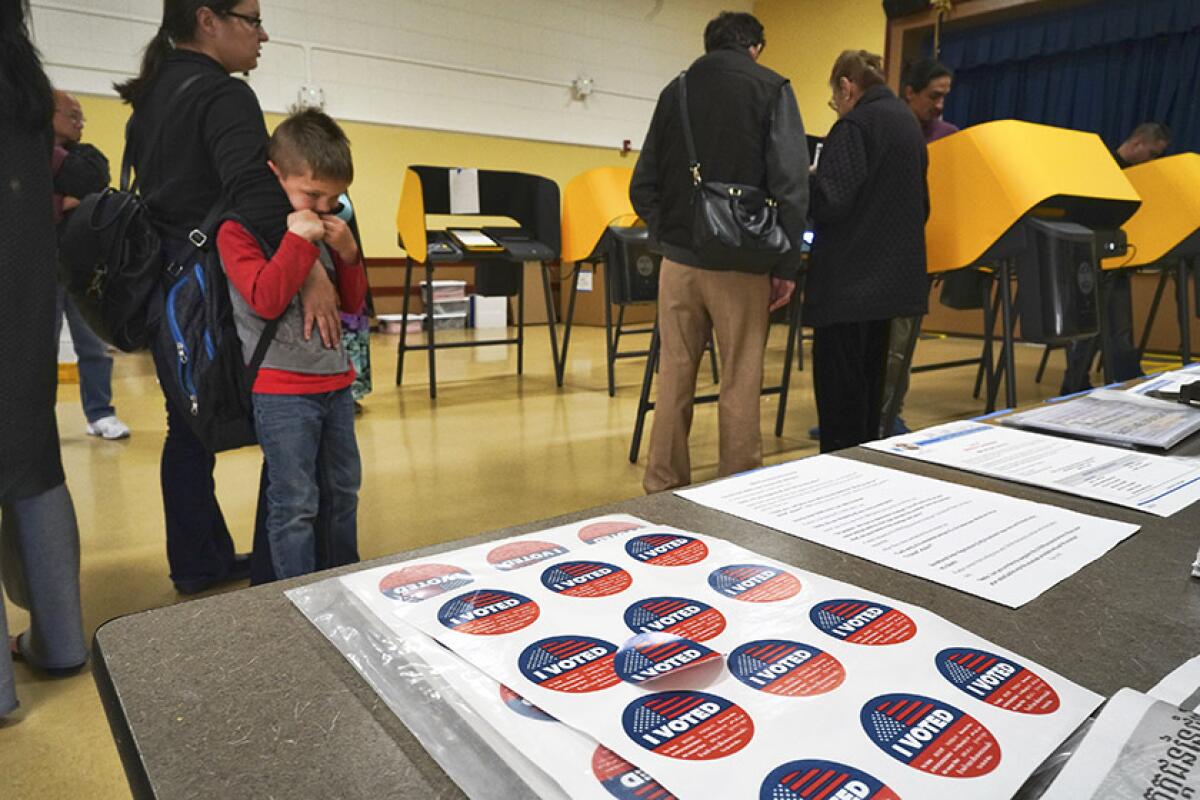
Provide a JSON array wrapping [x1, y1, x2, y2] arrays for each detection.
[[217, 109, 366, 580]]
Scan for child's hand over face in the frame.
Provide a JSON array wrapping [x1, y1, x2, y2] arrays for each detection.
[[287, 210, 326, 243], [321, 214, 359, 263]]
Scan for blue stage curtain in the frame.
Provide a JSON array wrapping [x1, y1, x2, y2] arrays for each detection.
[[940, 0, 1200, 153]]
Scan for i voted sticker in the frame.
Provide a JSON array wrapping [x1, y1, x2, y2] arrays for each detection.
[[541, 560, 632, 598], [936, 648, 1061, 714], [487, 540, 569, 572], [614, 634, 721, 685], [377, 563, 472, 602], [579, 520, 645, 545], [624, 596, 727, 642], [437, 589, 540, 635], [591, 745, 677, 800], [518, 635, 620, 693], [623, 690, 754, 760], [708, 564, 802, 602], [760, 759, 900, 800], [625, 533, 709, 567], [861, 693, 1001, 777], [810, 599, 917, 645], [729, 639, 845, 697], [498, 684, 555, 722]]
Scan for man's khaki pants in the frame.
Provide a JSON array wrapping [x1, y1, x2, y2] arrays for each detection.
[[643, 258, 770, 494]]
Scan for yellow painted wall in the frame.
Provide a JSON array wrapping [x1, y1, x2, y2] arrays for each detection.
[[74, 94, 634, 259], [754, 0, 887, 135]]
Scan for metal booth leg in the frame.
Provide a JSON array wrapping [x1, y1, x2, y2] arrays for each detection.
[[517, 264, 525, 375], [629, 317, 660, 464], [1137, 269, 1169, 359], [775, 293, 802, 437], [396, 256, 413, 386], [604, 269, 618, 396], [542, 262, 562, 386], [558, 262, 582, 387], [425, 262, 438, 399], [1177, 258, 1192, 365]]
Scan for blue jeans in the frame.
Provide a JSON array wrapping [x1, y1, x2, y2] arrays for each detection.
[[55, 287, 115, 422], [253, 388, 361, 579]]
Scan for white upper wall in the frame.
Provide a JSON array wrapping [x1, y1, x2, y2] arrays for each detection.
[[32, 0, 753, 148]]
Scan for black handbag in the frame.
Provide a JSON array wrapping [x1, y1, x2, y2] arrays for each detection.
[[677, 70, 791, 269]]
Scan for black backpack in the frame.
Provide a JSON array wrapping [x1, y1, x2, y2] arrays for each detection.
[[58, 74, 209, 352], [150, 210, 281, 453]]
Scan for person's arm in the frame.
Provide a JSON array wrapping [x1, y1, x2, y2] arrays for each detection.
[[321, 214, 367, 313], [629, 88, 669, 239], [217, 218, 321, 320], [764, 82, 809, 283], [201, 81, 292, 250], [810, 119, 870, 225]]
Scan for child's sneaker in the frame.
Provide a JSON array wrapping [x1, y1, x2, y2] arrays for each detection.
[[86, 415, 130, 440]]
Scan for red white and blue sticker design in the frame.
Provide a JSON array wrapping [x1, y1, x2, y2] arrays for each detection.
[[625, 533, 709, 567], [591, 745, 677, 800], [437, 589, 540, 635], [377, 563, 472, 603], [498, 684, 555, 722], [541, 560, 632, 598], [613, 634, 721, 685], [936, 647, 1061, 714], [578, 520, 645, 545], [708, 564, 802, 602], [728, 639, 846, 697], [517, 635, 620, 693], [624, 596, 727, 642], [486, 540, 569, 572], [760, 759, 901, 800], [623, 691, 754, 760], [810, 599, 917, 646], [861, 693, 1001, 777]]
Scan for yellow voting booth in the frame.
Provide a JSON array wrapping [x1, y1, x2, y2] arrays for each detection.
[[923, 120, 1140, 409], [1100, 154, 1200, 361]]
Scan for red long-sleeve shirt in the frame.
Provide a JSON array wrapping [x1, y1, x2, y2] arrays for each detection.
[[217, 221, 367, 394]]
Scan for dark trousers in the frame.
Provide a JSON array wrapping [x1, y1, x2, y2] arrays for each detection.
[[813, 320, 891, 453], [1061, 270, 1142, 394]]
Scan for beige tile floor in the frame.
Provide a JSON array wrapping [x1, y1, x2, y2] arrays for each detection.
[[0, 322, 1159, 798]]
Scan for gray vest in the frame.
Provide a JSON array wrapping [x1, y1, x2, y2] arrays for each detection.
[[226, 242, 351, 375]]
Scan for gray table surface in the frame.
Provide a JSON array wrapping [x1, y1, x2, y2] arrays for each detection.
[[93, 447, 1200, 799]]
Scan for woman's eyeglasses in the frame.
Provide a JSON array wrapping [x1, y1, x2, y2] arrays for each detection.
[[223, 10, 264, 30]]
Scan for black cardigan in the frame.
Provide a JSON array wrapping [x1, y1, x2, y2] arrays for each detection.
[[804, 84, 929, 327], [128, 50, 290, 250]]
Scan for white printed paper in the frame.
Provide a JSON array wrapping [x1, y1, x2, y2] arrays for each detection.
[[1151, 655, 1200, 710], [865, 421, 1200, 517], [1125, 364, 1200, 397], [338, 514, 1102, 800], [449, 167, 480, 214], [677, 455, 1138, 607], [1001, 389, 1200, 449]]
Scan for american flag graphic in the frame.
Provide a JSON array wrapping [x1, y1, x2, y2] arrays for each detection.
[[940, 649, 1007, 687], [625, 597, 693, 629], [762, 759, 894, 800], [708, 564, 776, 596], [523, 637, 609, 671], [862, 694, 960, 757]]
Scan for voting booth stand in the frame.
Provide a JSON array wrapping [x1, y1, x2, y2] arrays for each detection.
[[1104, 154, 1200, 364], [395, 166, 562, 398], [921, 120, 1140, 411], [557, 167, 718, 395]]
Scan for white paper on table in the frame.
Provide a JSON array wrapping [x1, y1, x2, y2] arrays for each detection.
[[865, 420, 1200, 517], [1039, 688, 1200, 800], [1150, 654, 1200, 711], [676, 455, 1137, 607], [449, 167, 480, 214], [338, 513, 1102, 800], [1001, 389, 1200, 449], [1125, 364, 1200, 397]]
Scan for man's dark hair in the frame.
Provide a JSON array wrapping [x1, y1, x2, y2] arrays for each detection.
[[1129, 122, 1172, 145], [269, 108, 354, 183], [901, 59, 953, 93], [703, 12, 765, 53]]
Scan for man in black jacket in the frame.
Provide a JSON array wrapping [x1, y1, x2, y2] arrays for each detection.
[[630, 12, 807, 493]]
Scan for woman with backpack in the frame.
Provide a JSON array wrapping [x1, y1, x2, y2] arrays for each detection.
[[116, 0, 342, 592], [0, 0, 89, 716]]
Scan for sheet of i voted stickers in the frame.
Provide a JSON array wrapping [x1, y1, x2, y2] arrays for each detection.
[[337, 514, 1101, 800]]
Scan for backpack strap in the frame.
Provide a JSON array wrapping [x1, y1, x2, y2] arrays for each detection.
[[677, 70, 702, 186], [121, 72, 210, 192]]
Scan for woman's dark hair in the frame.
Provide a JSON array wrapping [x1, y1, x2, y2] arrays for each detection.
[[0, 0, 54, 131], [901, 59, 952, 94], [830, 50, 886, 92], [114, 0, 240, 104], [703, 12, 765, 54]]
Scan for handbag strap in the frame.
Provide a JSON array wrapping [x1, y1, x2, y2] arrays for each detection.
[[121, 72, 209, 192], [677, 70, 703, 186]]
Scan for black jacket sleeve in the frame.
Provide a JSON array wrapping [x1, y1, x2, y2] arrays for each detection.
[[765, 82, 808, 280], [810, 118, 869, 226], [629, 87, 670, 240], [201, 81, 291, 249]]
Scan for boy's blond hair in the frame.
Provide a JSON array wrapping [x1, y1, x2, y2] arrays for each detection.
[[269, 108, 353, 182]]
